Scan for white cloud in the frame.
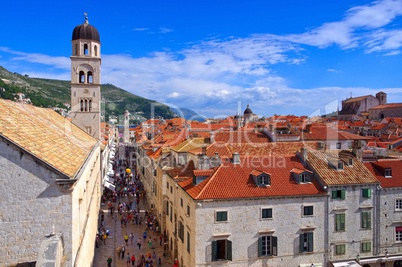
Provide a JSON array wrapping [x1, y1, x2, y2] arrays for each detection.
[[168, 92, 180, 98], [159, 27, 173, 34], [133, 28, 149, 31]]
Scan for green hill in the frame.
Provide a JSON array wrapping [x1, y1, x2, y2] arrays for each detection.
[[0, 66, 175, 122]]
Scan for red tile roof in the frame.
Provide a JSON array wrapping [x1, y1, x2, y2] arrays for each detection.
[[176, 155, 325, 200], [214, 130, 271, 143], [364, 160, 402, 188]]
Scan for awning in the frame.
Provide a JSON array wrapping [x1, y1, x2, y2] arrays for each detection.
[[105, 176, 115, 184], [332, 261, 361, 267], [104, 181, 115, 191], [359, 254, 402, 264]]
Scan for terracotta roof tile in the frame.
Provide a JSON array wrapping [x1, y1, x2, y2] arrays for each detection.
[[364, 160, 402, 188], [306, 150, 379, 185], [0, 99, 97, 178], [178, 155, 325, 200]]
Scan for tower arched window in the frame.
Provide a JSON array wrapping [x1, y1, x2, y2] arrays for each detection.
[[79, 71, 85, 83], [87, 71, 93, 84], [80, 99, 84, 111], [84, 44, 89, 55], [94, 45, 98, 56], [89, 99, 92, 111], [84, 99, 88, 111]]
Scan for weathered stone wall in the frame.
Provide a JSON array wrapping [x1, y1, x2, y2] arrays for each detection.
[[0, 138, 72, 266]]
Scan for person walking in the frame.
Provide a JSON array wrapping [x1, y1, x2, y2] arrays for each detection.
[[121, 244, 126, 259], [124, 233, 129, 245], [130, 232, 134, 245], [131, 254, 136, 266], [106, 256, 112, 267], [126, 252, 131, 267], [137, 237, 142, 250]]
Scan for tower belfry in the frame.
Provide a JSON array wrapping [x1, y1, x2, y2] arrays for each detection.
[[70, 14, 101, 139]]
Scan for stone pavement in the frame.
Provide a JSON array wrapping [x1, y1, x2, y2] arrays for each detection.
[[93, 195, 174, 267]]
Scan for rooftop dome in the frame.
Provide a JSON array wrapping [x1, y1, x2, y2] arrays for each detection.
[[72, 17, 100, 42], [244, 104, 253, 115]]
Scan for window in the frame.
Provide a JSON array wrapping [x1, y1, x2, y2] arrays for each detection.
[[396, 227, 402, 242], [216, 211, 228, 222], [396, 199, 402, 211], [211, 239, 232, 261], [299, 232, 313, 253], [187, 231, 190, 253], [335, 244, 346, 255], [178, 221, 184, 242], [361, 211, 371, 229], [299, 173, 310, 183], [258, 236, 277, 257], [170, 206, 172, 222], [94, 45, 98, 56], [84, 43, 89, 55], [337, 162, 344, 170], [303, 206, 314, 216], [180, 198, 183, 207], [258, 175, 270, 186], [79, 71, 85, 83], [186, 205, 190, 216], [385, 168, 392, 177], [166, 201, 169, 215], [362, 188, 372, 198], [332, 189, 346, 200], [348, 158, 353, 166], [261, 208, 273, 219], [335, 213, 346, 231], [336, 142, 341, 149], [87, 71, 93, 84], [361, 241, 371, 253], [167, 182, 169, 189]]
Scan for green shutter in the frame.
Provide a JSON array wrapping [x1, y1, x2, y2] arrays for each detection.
[[362, 188, 372, 198], [258, 237, 262, 257], [227, 240, 232, 261], [332, 190, 337, 199], [341, 189, 346, 199], [299, 234, 304, 253], [308, 232, 314, 252], [211, 241, 217, 261], [272, 236, 278, 256]]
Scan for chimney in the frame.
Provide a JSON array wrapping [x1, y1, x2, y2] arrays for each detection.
[[300, 148, 308, 163], [352, 140, 363, 162], [233, 152, 240, 165]]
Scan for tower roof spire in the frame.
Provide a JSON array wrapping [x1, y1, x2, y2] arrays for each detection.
[[84, 12, 89, 24]]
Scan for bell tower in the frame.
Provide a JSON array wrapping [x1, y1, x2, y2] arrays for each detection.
[[70, 14, 101, 140]]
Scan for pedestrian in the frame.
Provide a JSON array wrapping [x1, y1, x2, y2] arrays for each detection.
[[124, 233, 129, 245], [121, 244, 126, 259], [131, 254, 136, 266], [116, 245, 122, 258], [130, 232, 134, 245], [158, 257, 161, 267], [126, 252, 131, 267], [107, 256, 112, 267], [152, 251, 157, 260], [148, 238, 152, 249], [137, 237, 142, 250], [143, 230, 147, 240], [159, 234, 163, 246]]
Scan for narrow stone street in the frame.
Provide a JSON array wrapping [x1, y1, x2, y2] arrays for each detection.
[[93, 194, 175, 267]]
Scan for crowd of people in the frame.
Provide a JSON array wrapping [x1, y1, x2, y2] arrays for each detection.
[[98, 150, 176, 267]]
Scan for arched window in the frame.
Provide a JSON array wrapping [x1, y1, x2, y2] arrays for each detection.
[[87, 71, 93, 84], [80, 99, 84, 112], [84, 99, 88, 111], [94, 45, 98, 56], [89, 99, 92, 111], [84, 44, 89, 55], [79, 71, 85, 83]]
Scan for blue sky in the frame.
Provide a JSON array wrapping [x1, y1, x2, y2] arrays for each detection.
[[1, 0, 402, 118]]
